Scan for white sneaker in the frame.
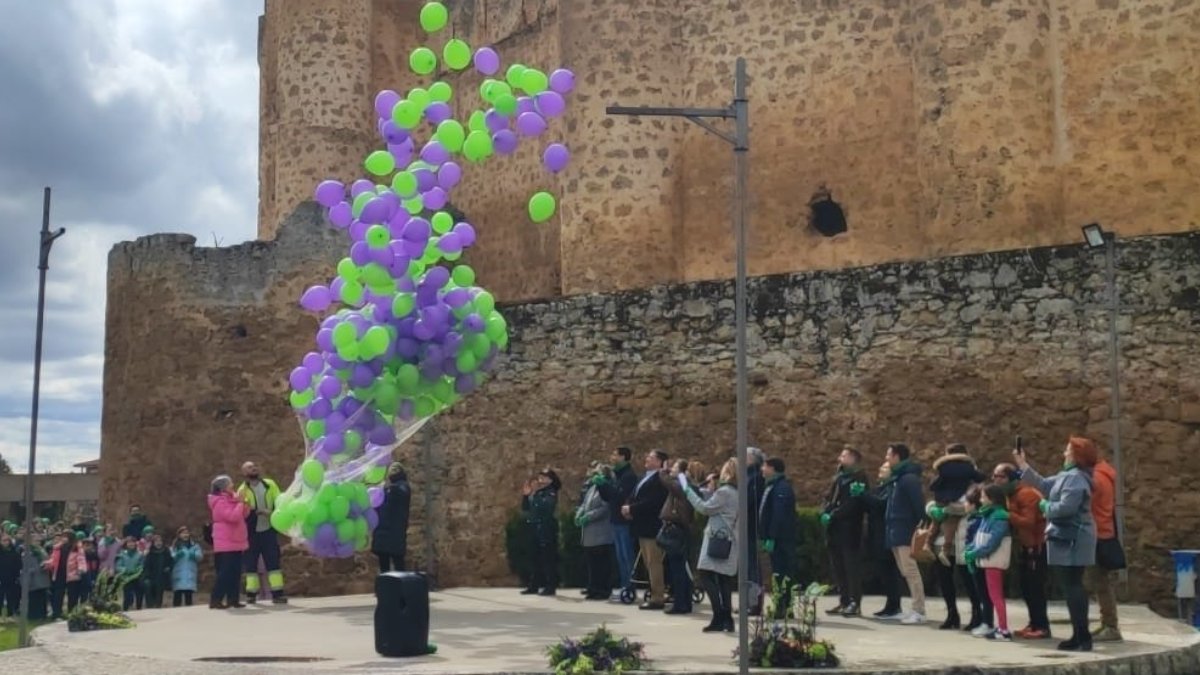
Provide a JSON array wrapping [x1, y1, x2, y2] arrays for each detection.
[[971, 624, 994, 637], [900, 611, 926, 625]]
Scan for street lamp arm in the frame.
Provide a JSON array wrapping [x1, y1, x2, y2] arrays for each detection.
[[605, 105, 734, 119]]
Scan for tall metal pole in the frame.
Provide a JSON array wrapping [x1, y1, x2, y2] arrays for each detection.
[[1104, 234, 1127, 585], [19, 187, 65, 648], [731, 57, 751, 675]]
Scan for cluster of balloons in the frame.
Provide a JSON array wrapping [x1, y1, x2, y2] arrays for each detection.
[[274, 1, 576, 558]]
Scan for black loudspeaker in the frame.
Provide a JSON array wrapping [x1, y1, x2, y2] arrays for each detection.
[[374, 571, 430, 657]]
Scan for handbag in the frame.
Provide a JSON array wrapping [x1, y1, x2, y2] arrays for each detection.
[[707, 529, 733, 560], [910, 519, 936, 563], [656, 522, 687, 555], [1096, 509, 1127, 571]]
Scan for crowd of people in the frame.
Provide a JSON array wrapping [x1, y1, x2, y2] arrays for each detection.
[[518, 437, 1125, 652]]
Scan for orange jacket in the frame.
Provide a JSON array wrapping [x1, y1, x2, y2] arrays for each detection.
[[1092, 461, 1117, 540], [1007, 483, 1046, 549]]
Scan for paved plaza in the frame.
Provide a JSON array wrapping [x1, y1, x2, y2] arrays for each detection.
[[13, 588, 1200, 674]]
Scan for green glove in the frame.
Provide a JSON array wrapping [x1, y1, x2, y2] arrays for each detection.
[[929, 505, 946, 522], [1038, 499, 1049, 515], [966, 560, 977, 575], [574, 514, 586, 527], [762, 539, 775, 553], [964, 549, 976, 566], [426, 642, 438, 654], [849, 482, 866, 497], [820, 513, 832, 527]]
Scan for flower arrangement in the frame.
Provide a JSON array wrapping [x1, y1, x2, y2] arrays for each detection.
[[740, 579, 839, 669], [66, 571, 136, 633], [546, 625, 647, 675]]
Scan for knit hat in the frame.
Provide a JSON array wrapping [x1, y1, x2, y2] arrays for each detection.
[[142, 525, 155, 536]]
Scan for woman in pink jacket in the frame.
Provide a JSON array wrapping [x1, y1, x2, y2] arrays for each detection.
[[44, 531, 88, 619], [208, 475, 250, 609]]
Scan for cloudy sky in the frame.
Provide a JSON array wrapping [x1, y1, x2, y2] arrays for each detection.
[[0, 1, 262, 472]]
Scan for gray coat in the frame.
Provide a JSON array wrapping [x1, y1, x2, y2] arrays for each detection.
[[577, 484, 614, 548], [686, 483, 739, 577], [1021, 464, 1097, 567]]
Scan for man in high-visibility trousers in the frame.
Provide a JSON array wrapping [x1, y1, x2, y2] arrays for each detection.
[[237, 461, 287, 604]]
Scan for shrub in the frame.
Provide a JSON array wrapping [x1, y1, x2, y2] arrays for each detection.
[[66, 571, 137, 633], [742, 579, 839, 669], [546, 625, 646, 675], [503, 509, 587, 588]]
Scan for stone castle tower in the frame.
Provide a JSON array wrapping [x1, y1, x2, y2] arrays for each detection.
[[100, 0, 1199, 598]]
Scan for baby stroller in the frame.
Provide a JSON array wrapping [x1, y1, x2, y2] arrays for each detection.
[[619, 548, 706, 606]]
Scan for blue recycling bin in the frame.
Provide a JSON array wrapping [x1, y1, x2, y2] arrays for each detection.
[[1170, 550, 1200, 628]]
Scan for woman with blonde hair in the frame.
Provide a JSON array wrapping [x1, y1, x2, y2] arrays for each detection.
[[684, 458, 739, 633]]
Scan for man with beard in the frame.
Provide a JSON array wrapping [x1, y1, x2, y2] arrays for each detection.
[[821, 446, 869, 617], [237, 461, 287, 604]]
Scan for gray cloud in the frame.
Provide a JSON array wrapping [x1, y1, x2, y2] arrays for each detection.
[[0, 0, 262, 471]]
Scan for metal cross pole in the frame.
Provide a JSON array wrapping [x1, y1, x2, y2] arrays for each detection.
[[1102, 232, 1128, 585], [19, 187, 66, 648], [608, 57, 751, 674]]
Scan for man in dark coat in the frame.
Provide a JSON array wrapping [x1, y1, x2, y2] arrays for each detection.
[[820, 446, 869, 617], [745, 446, 767, 614], [759, 457, 798, 619], [122, 505, 152, 539], [621, 448, 669, 610], [596, 446, 639, 597], [882, 443, 927, 624], [371, 462, 412, 573]]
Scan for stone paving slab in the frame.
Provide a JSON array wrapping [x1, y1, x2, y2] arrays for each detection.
[[17, 589, 1200, 674]]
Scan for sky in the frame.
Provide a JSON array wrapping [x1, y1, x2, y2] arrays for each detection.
[[0, 1, 262, 472]]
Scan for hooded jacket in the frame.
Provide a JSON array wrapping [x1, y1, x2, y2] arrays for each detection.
[[883, 460, 925, 549], [970, 505, 1012, 570], [930, 453, 987, 504], [1091, 460, 1118, 540]]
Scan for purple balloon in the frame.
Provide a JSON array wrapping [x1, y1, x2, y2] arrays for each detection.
[[414, 169, 436, 192], [318, 376, 342, 399], [316, 328, 335, 351], [452, 222, 477, 247], [289, 367, 312, 390], [350, 241, 371, 265], [535, 91, 566, 118], [329, 277, 345, 300], [420, 360, 442, 381], [517, 112, 547, 137], [396, 276, 417, 293], [300, 286, 333, 312], [493, 130, 519, 155], [443, 331, 464, 354], [416, 286, 440, 308], [516, 96, 536, 115], [315, 523, 338, 548], [326, 412, 347, 434], [455, 373, 477, 394], [437, 232, 462, 254], [308, 397, 333, 420], [401, 238, 426, 258], [360, 198, 390, 225], [314, 180, 345, 208], [395, 338, 419, 358], [549, 68, 576, 94], [369, 245, 393, 266], [423, 186, 448, 210], [336, 543, 355, 558], [444, 288, 471, 308], [388, 213, 410, 238], [474, 47, 500, 75], [388, 141, 414, 167], [425, 102, 453, 125], [351, 179, 375, 198], [368, 487, 384, 508], [365, 508, 380, 531], [543, 143, 570, 173], [421, 140, 450, 165], [375, 90, 401, 118], [328, 202, 352, 229], [381, 121, 408, 145], [349, 219, 369, 242], [485, 110, 508, 132], [398, 400, 415, 421], [425, 266, 450, 288], [438, 162, 462, 190], [350, 364, 375, 388], [302, 352, 324, 373], [463, 313, 485, 332], [402, 217, 431, 242], [369, 425, 396, 445]]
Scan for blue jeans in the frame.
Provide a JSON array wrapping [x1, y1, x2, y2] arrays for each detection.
[[612, 523, 635, 591]]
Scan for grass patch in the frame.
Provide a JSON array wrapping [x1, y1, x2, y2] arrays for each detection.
[[0, 619, 51, 651]]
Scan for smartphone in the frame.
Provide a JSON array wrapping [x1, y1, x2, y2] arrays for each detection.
[[1014, 435, 1024, 455]]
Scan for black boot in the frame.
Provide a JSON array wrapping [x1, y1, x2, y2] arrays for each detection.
[[940, 612, 961, 630]]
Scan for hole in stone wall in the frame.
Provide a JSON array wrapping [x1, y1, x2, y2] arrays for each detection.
[[809, 186, 847, 237], [216, 408, 236, 421], [230, 325, 248, 338]]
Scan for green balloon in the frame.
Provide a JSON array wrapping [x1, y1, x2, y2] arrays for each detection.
[[332, 322, 356, 348], [431, 211, 454, 234], [351, 191, 373, 218], [506, 64, 527, 88], [392, 293, 415, 318], [494, 93, 517, 116], [407, 259, 426, 278], [392, 171, 417, 197], [305, 419, 325, 440], [289, 389, 314, 408], [468, 333, 491, 359], [354, 483, 371, 509], [485, 81, 512, 103], [528, 191, 557, 223], [520, 68, 549, 94], [403, 196, 424, 215], [443, 39, 471, 70], [478, 79, 500, 102], [429, 81, 453, 102], [270, 509, 293, 533], [362, 262, 391, 287], [339, 280, 364, 306], [392, 100, 421, 129], [432, 378, 455, 403], [414, 396, 436, 418], [364, 150, 395, 176], [475, 290, 496, 315], [330, 496, 351, 522], [410, 47, 437, 76], [409, 87, 431, 111], [396, 364, 420, 391], [301, 459, 325, 488], [305, 502, 330, 528], [456, 351, 477, 373], [444, 251, 462, 262], [318, 482, 338, 504], [345, 430, 363, 452], [366, 225, 390, 249], [463, 130, 493, 162], [336, 519, 356, 543], [364, 325, 390, 355], [336, 342, 360, 362], [485, 312, 508, 341], [451, 265, 476, 287], [354, 517, 368, 540], [419, 1, 448, 33], [301, 520, 317, 539], [365, 466, 387, 484], [468, 110, 487, 133], [436, 120, 466, 152], [375, 383, 400, 415], [337, 257, 359, 281]]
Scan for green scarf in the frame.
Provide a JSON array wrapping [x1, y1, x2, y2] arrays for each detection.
[[613, 461, 629, 472], [766, 474, 783, 485], [1063, 461, 1076, 471], [979, 504, 1010, 520], [880, 459, 914, 486]]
